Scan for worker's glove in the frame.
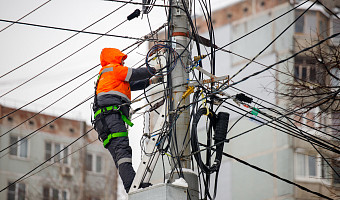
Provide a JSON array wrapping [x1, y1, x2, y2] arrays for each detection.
[[154, 64, 163, 73], [149, 76, 163, 84]]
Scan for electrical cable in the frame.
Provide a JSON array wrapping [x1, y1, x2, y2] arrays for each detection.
[[0, 0, 52, 32], [284, 116, 340, 179], [230, 0, 316, 80], [230, 86, 340, 137], [0, 74, 96, 138], [0, 127, 94, 193], [226, 91, 339, 141], [0, 65, 98, 120], [0, 95, 93, 155], [209, 0, 310, 54], [0, 17, 130, 99], [221, 151, 333, 200], [217, 30, 340, 92], [0, 19, 159, 42], [0, 0, 131, 79], [221, 102, 340, 154], [20, 139, 98, 182]]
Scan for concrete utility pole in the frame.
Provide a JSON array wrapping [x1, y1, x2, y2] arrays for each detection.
[[168, 0, 199, 199], [129, 0, 198, 199], [169, 0, 191, 169]]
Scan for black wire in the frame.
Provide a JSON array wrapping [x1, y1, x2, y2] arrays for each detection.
[[0, 19, 159, 42], [230, 0, 316, 80], [0, 65, 98, 120], [0, 0, 52, 32], [217, 30, 340, 92], [221, 151, 333, 200], [230, 86, 340, 137], [220, 102, 340, 155], [0, 18, 129, 99], [0, 74, 96, 138], [227, 91, 340, 141], [0, 1, 131, 79], [0, 127, 93, 193], [0, 96, 93, 155], [209, 0, 310, 54], [284, 116, 340, 179], [19, 139, 98, 182]]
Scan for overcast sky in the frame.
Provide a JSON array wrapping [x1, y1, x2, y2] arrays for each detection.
[[0, 0, 240, 121], [0, 0, 241, 175]]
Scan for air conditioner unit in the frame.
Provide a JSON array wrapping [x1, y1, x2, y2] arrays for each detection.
[[61, 166, 74, 177]]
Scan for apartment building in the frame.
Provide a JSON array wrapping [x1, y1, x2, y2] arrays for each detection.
[[0, 105, 119, 200], [191, 0, 340, 199]]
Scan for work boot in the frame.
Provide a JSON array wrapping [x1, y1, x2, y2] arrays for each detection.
[[139, 182, 152, 189]]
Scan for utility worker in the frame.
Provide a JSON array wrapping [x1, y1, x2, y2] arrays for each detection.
[[92, 48, 161, 193]]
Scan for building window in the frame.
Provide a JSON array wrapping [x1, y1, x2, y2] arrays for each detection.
[[331, 112, 340, 137], [295, 152, 332, 182], [295, 11, 317, 34], [7, 182, 26, 200], [9, 136, 28, 158], [294, 57, 319, 83], [86, 153, 103, 173], [333, 160, 340, 185], [43, 186, 69, 200], [331, 18, 340, 44], [330, 68, 340, 88], [45, 142, 70, 165]]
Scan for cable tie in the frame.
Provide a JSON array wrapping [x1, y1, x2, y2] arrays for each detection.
[[251, 107, 259, 116], [193, 55, 207, 62]]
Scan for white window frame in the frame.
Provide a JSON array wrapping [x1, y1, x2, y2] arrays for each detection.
[[9, 135, 29, 159], [7, 181, 26, 200], [45, 141, 71, 165], [86, 152, 104, 174], [330, 16, 340, 44], [294, 150, 331, 185], [43, 186, 69, 200]]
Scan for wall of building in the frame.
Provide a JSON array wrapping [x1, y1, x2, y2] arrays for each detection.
[[0, 105, 118, 200]]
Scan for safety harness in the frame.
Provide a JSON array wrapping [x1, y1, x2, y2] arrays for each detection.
[[92, 71, 134, 148]]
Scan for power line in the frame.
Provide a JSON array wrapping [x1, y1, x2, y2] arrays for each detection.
[[209, 0, 310, 55], [221, 101, 340, 153], [230, 86, 340, 139], [218, 30, 340, 92], [221, 152, 333, 200], [0, 19, 159, 42], [0, 95, 93, 156], [0, 0, 52, 32], [0, 0, 131, 79], [0, 74, 96, 138], [226, 91, 340, 145], [230, 0, 316, 80], [0, 17, 130, 99], [20, 139, 98, 182], [0, 65, 98, 120], [0, 127, 93, 193]]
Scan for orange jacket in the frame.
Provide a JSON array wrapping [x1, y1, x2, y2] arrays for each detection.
[[96, 48, 132, 101]]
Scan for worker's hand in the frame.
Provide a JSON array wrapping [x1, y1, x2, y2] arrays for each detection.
[[154, 64, 163, 72], [149, 76, 163, 84]]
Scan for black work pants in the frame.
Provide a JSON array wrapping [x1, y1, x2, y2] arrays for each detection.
[[95, 112, 136, 193]]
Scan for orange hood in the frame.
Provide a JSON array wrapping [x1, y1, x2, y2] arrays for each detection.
[[100, 48, 127, 67]]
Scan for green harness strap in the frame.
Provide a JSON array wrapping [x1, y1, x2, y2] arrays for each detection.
[[94, 105, 134, 127], [94, 106, 133, 147], [103, 132, 128, 147]]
